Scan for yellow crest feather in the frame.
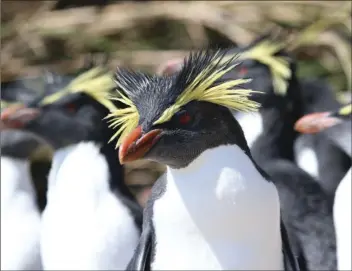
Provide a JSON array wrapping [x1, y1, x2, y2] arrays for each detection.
[[232, 39, 292, 96], [40, 67, 117, 112], [154, 54, 262, 125], [339, 104, 352, 116], [105, 91, 139, 147]]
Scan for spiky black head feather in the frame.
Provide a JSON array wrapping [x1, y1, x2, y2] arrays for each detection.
[[114, 49, 238, 127]]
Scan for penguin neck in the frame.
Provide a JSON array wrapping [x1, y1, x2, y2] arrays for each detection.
[[251, 97, 299, 164], [1, 156, 37, 211], [161, 144, 283, 269]]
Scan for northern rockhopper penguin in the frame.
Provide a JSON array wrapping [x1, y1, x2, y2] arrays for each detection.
[[156, 47, 338, 271], [295, 103, 352, 271], [106, 50, 301, 270], [156, 36, 350, 198], [0, 129, 44, 270], [1, 67, 143, 270]]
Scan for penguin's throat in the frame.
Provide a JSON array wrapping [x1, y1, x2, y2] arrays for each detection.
[[153, 145, 283, 269]]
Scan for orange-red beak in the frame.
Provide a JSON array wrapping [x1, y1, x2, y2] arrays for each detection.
[[119, 126, 162, 164], [1, 104, 40, 130], [294, 111, 342, 134]]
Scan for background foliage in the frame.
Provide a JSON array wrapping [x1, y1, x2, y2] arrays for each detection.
[[1, 1, 351, 102]]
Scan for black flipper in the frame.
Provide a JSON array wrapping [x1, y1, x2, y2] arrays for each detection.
[[126, 174, 167, 271], [126, 217, 153, 271], [281, 220, 303, 271], [264, 159, 337, 270]]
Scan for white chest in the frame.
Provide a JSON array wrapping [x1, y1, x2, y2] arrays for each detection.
[[0, 157, 42, 270], [40, 142, 139, 270], [151, 145, 283, 270], [235, 111, 263, 149], [334, 168, 352, 271]]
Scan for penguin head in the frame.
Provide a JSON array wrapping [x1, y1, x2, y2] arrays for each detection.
[[109, 49, 261, 169], [1, 68, 117, 150]]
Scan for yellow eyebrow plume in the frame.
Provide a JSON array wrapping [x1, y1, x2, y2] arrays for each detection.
[[153, 52, 262, 125], [339, 104, 352, 116], [219, 39, 291, 96], [105, 91, 139, 148], [40, 67, 117, 112]]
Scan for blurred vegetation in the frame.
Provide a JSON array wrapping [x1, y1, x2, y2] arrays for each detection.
[[1, 1, 351, 102]]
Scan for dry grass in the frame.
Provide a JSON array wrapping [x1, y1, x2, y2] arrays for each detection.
[[1, 1, 351, 100]]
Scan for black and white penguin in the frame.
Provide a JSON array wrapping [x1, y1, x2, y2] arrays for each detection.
[[2, 70, 142, 270], [156, 37, 350, 197], [295, 103, 352, 271], [0, 129, 43, 270], [107, 50, 301, 270], [1, 70, 84, 211]]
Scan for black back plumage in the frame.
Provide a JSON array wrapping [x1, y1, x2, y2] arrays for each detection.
[[263, 159, 337, 270]]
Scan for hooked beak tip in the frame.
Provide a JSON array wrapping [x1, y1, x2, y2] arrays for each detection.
[[118, 126, 162, 164]]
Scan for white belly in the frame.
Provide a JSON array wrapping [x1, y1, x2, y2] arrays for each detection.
[[151, 145, 283, 270], [1, 157, 42, 270], [1, 204, 42, 270], [235, 111, 263, 149], [41, 193, 139, 270], [334, 168, 351, 271], [41, 142, 140, 270]]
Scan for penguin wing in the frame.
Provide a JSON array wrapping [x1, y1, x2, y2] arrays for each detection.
[[125, 215, 153, 271], [281, 219, 303, 271], [126, 174, 167, 271]]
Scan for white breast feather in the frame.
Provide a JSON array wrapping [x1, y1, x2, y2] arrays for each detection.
[[235, 111, 263, 149], [40, 142, 139, 270], [334, 168, 352, 271], [152, 145, 283, 270], [1, 157, 42, 270]]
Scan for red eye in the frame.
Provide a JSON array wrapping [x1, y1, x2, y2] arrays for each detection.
[[66, 103, 76, 113], [178, 111, 191, 125], [239, 67, 248, 75]]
